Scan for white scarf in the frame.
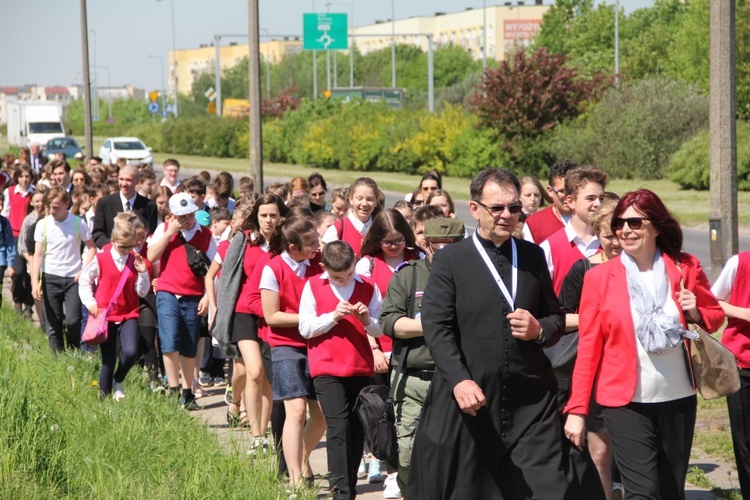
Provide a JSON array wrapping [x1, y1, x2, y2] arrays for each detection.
[[620, 250, 698, 353]]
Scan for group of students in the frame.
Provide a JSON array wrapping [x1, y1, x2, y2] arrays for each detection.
[[5, 149, 750, 500]]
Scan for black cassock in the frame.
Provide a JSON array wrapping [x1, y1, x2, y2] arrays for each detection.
[[407, 234, 573, 499]]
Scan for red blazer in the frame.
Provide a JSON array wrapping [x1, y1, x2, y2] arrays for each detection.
[[564, 252, 725, 415]]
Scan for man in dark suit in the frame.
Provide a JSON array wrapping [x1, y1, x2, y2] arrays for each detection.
[[29, 142, 48, 176], [92, 164, 158, 248], [406, 168, 573, 499]]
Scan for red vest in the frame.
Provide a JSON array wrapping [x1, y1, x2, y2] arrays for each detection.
[[236, 243, 269, 314], [369, 249, 417, 352], [334, 216, 367, 258], [525, 206, 564, 244], [546, 227, 589, 295], [248, 251, 273, 341], [156, 224, 212, 297], [94, 245, 140, 322], [8, 186, 31, 237], [264, 254, 321, 348], [307, 277, 376, 378], [722, 251, 750, 368]]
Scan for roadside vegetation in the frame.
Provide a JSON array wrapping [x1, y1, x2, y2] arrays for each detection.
[[0, 305, 314, 499]]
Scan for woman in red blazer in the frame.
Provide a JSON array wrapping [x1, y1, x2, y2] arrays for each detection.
[[564, 189, 724, 500]]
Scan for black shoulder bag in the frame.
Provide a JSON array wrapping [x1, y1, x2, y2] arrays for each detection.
[[179, 232, 211, 277]]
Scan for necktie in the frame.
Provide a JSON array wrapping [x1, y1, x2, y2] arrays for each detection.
[[125, 201, 131, 211]]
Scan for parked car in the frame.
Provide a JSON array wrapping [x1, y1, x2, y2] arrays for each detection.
[[99, 137, 153, 168], [44, 136, 85, 161]]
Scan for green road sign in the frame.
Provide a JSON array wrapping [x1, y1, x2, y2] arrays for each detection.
[[303, 13, 348, 50]]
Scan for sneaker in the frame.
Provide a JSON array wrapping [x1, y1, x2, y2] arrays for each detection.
[[612, 482, 624, 500], [180, 394, 201, 411], [113, 381, 126, 402], [192, 383, 206, 399], [213, 376, 226, 387], [357, 457, 368, 478], [383, 473, 402, 499], [368, 457, 384, 483], [198, 372, 213, 387], [246, 437, 270, 456], [224, 386, 233, 405]]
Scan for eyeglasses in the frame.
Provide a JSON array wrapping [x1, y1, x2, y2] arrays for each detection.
[[412, 199, 424, 206], [474, 199, 524, 217], [612, 217, 649, 231], [117, 243, 136, 251], [381, 238, 406, 247], [549, 186, 566, 196]]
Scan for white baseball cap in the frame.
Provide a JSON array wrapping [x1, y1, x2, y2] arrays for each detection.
[[169, 192, 198, 216]]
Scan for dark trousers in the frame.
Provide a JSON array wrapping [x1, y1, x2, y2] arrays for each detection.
[[604, 395, 696, 500], [314, 375, 371, 500], [138, 296, 161, 380], [11, 256, 33, 307], [99, 319, 140, 395], [727, 368, 750, 497], [42, 274, 82, 354]]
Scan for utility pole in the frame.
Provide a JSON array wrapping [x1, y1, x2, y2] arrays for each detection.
[[79, 0, 93, 156], [248, 0, 263, 188], [709, 0, 738, 267]]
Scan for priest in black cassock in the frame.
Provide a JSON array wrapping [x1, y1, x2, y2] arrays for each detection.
[[406, 168, 572, 499]]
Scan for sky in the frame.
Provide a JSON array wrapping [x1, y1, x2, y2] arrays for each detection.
[[1, 0, 654, 92]]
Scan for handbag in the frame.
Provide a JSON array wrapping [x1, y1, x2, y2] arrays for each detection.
[[82, 255, 134, 345], [179, 233, 211, 277], [687, 323, 740, 400], [677, 262, 740, 399]]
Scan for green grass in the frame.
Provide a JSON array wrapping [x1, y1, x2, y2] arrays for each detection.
[[0, 306, 314, 499], [4, 133, 750, 229]]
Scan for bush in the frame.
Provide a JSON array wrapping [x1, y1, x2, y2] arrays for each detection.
[[552, 76, 709, 179], [669, 120, 750, 190]]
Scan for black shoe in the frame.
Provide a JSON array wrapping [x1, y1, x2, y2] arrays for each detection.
[[180, 394, 201, 411]]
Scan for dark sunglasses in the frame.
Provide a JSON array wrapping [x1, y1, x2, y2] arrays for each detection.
[[612, 217, 649, 231], [474, 199, 524, 217]]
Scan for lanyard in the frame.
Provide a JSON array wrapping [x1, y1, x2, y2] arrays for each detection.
[[472, 231, 517, 310]]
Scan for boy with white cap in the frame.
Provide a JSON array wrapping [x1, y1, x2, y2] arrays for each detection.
[[148, 193, 217, 409]]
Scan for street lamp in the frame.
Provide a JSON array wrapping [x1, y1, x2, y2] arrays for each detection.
[[259, 29, 272, 101], [92, 65, 112, 121], [157, 0, 178, 117], [148, 55, 166, 115], [482, 0, 487, 69], [391, 0, 396, 87], [89, 28, 99, 121], [325, 1, 354, 87]]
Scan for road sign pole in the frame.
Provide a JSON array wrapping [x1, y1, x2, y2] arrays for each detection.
[[326, 50, 331, 91], [313, 51, 318, 99]]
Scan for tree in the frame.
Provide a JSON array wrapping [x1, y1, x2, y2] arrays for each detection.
[[468, 47, 606, 174], [468, 47, 605, 141]]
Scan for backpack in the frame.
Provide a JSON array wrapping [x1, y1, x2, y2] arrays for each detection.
[[353, 384, 398, 469], [353, 266, 418, 470]]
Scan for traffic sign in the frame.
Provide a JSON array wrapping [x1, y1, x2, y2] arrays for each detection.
[[303, 13, 348, 50], [206, 101, 216, 114], [148, 102, 160, 114], [204, 87, 216, 101], [148, 91, 160, 102]]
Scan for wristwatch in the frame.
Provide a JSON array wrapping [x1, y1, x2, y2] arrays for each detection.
[[533, 326, 546, 345]]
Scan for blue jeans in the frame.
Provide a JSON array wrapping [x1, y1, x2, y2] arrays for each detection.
[[155, 292, 201, 357]]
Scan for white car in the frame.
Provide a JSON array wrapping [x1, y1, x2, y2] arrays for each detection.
[[99, 137, 153, 168]]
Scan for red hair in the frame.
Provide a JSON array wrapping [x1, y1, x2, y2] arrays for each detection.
[[612, 189, 683, 261]]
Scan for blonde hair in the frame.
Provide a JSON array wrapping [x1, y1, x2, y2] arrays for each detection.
[[111, 211, 139, 244]]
